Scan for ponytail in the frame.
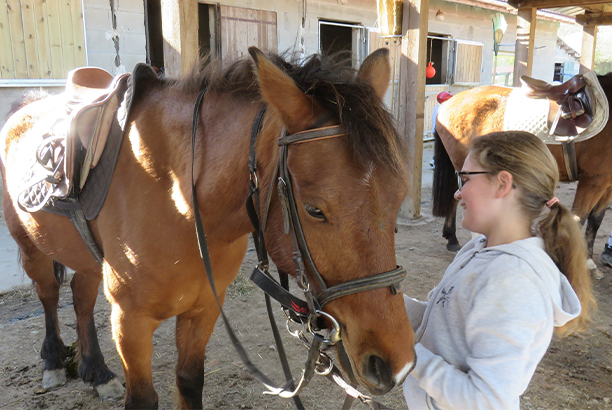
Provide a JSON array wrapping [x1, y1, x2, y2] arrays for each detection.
[[470, 131, 596, 336], [537, 202, 596, 335]]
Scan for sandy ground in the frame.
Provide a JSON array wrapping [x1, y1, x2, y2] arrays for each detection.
[[0, 144, 611, 410]]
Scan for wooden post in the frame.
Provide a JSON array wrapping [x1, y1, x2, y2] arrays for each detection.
[[397, 0, 429, 219], [160, 0, 198, 77], [513, 7, 536, 86], [580, 25, 597, 73]]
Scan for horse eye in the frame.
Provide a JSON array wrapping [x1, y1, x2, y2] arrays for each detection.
[[304, 203, 325, 220]]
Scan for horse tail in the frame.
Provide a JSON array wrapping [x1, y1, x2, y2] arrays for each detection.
[[432, 129, 458, 217], [8, 88, 49, 118], [16, 249, 66, 285]]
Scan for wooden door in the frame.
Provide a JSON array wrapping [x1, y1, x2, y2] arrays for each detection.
[[219, 6, 277, 66]]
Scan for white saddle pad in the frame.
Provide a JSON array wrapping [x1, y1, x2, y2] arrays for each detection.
[[503, 70, 609, 145]]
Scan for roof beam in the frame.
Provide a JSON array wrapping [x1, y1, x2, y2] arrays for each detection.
[[576, 12, 612, 25], [509, 0, 610, 9]]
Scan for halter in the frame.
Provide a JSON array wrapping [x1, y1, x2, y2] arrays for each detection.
[[192, 88, 403, 410]]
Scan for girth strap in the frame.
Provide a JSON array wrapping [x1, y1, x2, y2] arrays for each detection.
[[561, 139, 579, 182]]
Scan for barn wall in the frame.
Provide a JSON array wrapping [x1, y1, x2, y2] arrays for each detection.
[[427, 1, 559, 88]]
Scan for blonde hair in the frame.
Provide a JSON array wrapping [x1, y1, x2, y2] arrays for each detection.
[[470, 131, 595, 335]]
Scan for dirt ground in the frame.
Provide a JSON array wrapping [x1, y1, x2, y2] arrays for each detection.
[[0, 146, 612, 410]]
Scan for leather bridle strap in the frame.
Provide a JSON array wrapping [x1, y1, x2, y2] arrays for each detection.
[[191, 88, 325, 404], [277, 127, 407, 310]]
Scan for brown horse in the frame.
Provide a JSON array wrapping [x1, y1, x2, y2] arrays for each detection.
[[0, 48, 415, 409], [432, 73, 612, 276]]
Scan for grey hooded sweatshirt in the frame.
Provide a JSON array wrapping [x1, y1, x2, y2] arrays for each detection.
[[403, 235, 581, 410]]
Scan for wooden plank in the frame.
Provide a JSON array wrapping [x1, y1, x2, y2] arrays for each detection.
[[34, 0, 52, 78], [509, 0, 610, 9], [580, 25, 596, 73], [0, 0, 16, 79], [576, 12, 612, 26], [160, 0, 198, 77], [46, 0, 65, 77], [397, 0, 429, 219], [7, 0, 28, 78], [58, 0, 75, 76], [220, 6, 277, 66], [21, 0, 40, 78], [513, 8, 536, 86], [69, 0, 86, 67]]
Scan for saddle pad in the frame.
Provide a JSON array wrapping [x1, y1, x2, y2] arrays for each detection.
[[567, 70, 610, 144], [504, 70, 609, 145], [503, 89, 550, 140], [45, 64, 158, 220]]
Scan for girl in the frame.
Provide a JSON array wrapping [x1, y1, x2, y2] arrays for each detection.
[[403, 131, 596, 410]]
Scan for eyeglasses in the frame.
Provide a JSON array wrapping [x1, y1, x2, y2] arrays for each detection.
[[456, 171, 492, 190]]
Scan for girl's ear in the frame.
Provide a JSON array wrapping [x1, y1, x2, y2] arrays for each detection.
[[495, 171, 515, 198]]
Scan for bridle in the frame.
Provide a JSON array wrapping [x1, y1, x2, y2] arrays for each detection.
[[191, 88, 404, 409]]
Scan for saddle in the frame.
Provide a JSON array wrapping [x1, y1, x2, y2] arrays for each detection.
[[18, 67, 130, 213], [521, 74, 593, 136]]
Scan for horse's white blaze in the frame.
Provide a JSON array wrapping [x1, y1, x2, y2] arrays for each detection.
[[394, 360, 414, 385]]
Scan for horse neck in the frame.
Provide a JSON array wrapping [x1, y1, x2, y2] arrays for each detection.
[[186, 93, 283, 241]]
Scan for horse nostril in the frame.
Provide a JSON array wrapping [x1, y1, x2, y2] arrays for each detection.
[[362, 354, 394, 395]]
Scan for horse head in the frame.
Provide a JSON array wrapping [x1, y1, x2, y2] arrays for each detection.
[[249, 47, 415, 395]]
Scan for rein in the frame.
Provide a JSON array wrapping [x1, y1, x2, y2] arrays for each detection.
[[191, 88, 401, 410]]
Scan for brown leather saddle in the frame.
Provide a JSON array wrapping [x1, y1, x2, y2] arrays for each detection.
[[520, 74, 593, 136]]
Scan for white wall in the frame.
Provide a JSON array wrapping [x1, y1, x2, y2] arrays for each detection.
[[82, 0, 147, 75], [427, 1, 559, 87], [217, 0, 379, 55]]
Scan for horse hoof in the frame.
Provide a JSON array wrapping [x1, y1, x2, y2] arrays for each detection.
[[95, 377, 125, 401], [42, 369, 67, 389], [587, 259, 604, 280], [591, 267, 604, 280], [446, 243, 461, 252]]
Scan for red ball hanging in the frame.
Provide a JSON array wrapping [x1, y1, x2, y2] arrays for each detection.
[[426, 62, 436, 79]]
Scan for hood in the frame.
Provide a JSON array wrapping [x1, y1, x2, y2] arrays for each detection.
[[472, 235, 582, 327]]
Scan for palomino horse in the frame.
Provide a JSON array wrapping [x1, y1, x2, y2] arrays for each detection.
[[432, 73, 612, 276], [0, 48, 415, 409]]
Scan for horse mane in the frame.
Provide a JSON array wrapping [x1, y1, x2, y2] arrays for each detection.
[[172, 52, 407, 175]]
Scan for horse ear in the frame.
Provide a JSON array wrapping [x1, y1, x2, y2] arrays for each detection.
[[357, 48, 391, 100], [249, 47, 317, 134]]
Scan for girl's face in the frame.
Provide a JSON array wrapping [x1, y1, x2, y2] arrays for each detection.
[[454, 153, 500, 236]]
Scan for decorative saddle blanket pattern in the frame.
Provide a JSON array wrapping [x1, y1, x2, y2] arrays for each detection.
[[503, 70, 609, 145]]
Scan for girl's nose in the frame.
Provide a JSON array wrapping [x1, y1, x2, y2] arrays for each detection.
[[454, 189, 461, 200]]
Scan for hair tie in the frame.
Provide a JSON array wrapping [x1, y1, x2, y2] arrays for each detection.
[[546, 197, 559, 208]]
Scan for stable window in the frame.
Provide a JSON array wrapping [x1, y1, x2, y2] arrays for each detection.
[[319, 20, 365, 68], [1, 0, 86, 79], [426, 34, 452, 85], [453, 40, 483, 85]]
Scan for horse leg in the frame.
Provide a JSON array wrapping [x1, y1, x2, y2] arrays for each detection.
[[70, 272, 125, 399], [174, 312, 211, 409], [174, 238, 247, 409], [110, 302, 160, 409], [443, 201, 460, 252], [4, 202, 68, 388], [572, 177, 610, 279], [23, 249, 68, 388], [585, 209, 607, 280]]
